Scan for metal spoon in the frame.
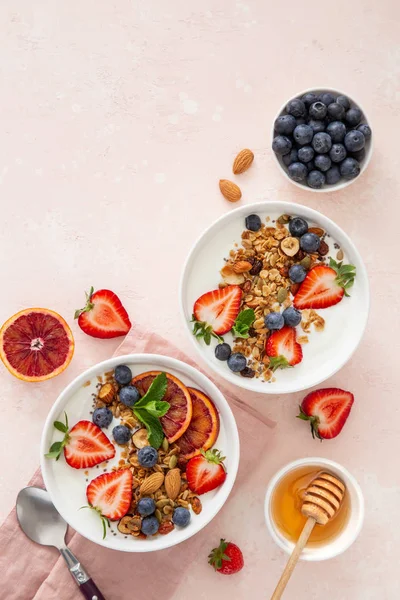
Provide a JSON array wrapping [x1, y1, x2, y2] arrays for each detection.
[[16, 487, 105, 600]]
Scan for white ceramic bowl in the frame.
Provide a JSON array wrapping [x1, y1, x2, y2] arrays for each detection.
[[264, 458, 364, 561], [272, 87, 373, 192], [40, 354, 240, 552], [180, 201, 369, 394]]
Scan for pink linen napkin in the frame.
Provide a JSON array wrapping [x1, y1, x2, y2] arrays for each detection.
[[0, 324, 275, 600]]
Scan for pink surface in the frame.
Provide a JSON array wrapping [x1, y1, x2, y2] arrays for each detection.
[[0, 1, 398, 598]]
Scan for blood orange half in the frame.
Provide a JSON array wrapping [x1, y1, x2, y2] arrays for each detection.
[[132, 371, 192, 443], [0, 308, 74, 382], [177, 388, 220, 459]]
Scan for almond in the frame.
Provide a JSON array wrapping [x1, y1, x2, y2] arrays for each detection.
[[233, 260, 253, 273], [139, 472, 164, 495], [98, 383, 115, 404], [280, 237, 300, 257], [164, 468, 181, 500], [308, 227, 325, 237], [232, 148, 254, 174], [219, 179, 242, 202]]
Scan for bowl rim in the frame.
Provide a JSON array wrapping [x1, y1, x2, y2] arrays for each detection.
[[40, 353, 240, 553], [179, 200, 370, 394], [272, 86, 373, 193], [264, 457, 365, 561]]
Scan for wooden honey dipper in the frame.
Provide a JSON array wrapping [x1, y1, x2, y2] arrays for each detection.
[[270, 472, 346, 599]]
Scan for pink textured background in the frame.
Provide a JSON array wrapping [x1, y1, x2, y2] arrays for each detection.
[[0, 1, 399, 598]]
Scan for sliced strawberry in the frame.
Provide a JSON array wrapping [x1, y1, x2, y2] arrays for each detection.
[[298, 388, 354, 440], [294, 259, 356, 310], [186, 449, 227, 495], [266, 326, 303, 370], [86, 469, 133, 520], [193, 286, 242, 337], [64, 420, 115, 469], [74, 287, 131, 339]]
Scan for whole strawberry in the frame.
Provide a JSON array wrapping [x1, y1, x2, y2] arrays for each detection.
[[208, 539, 244, 575]]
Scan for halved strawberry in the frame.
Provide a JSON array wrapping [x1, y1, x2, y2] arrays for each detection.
[[74, 287, 131, 339], [294, 259, 356, 310], [266, 326, 303, 370], [186, 448, 227, 495], [297, 388, 354, 440], [85, 469, 133, 538], [192, 286, 242, 341]]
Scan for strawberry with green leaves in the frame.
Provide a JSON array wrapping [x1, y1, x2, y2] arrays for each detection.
[[294, 259, 356, 310], [192, 285, 242, 343], [208, 539, 244, 575], [266, 326, 303, 370]]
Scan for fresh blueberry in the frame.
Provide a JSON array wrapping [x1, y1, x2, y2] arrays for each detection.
[[274, 114, 297, 135], [92, 407, 113, 429], [293, 124, 313, 145], [312, 132, 332, 154], [308, 119, 325, 133], [325, 165, 341, 185], [357, 123, 371, 140], [288, 162, 308, 182], [141, 516, 159, 536], [114, 364, 132, 386], [344, 130, 365, 152], [326, 121, 346, 143], [245, 214, 262, 232], [138, 446, 158, 468], [282, 307, 302, 327], [349, 148, 365, 162], [289, 264, 307, 283], [289, 217, 308, 237], [302, 92, 318, 107], [319, 92, 336, 105], [215, 343, 231, 361], [327, 103, 345, 120], [336, 95, 350, 110], [112, 425, 131, 445], [282, 149, 298, 166], [345, 107, 362, 127], [137, 497, 156, 517], [227, 353, 247, 372], [297, 146, 314, 163], [314, 154, 332, 172], [329, 144, 347, 163], [340, 157, 360, 180], [264, 312, 284, 331], [306, 160, 315, 172], [309, 102, 328, 120], [286, 98, 306, 118], [119, 385, 141, 407], [272, 135, 292, 156], [172, 507, 191, 528], [300, 232, 321, 252]]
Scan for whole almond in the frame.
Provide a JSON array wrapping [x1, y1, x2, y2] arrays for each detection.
[[219, 179, 242, 202], [165, 468, 181, 500], [139, 472, 164, 495], [232, 148, 254, 174], [308, 227, 325, 237], [233, 260, 253, 273]]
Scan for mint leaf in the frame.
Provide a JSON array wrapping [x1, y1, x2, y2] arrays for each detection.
[[232, 309, 255, 339], [133, 408, 164, 448], [135, 372, 168, 408], [144, 400, 170, 418], [191, 316, 224, 345], [54, 421, 68, 433], [45, 441, 63, 460]]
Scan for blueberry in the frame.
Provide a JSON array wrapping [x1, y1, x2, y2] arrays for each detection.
[[92, 407, 113, 429], [289, 264, 307, 283], [327, 103, 345, 120], [349, 148, 365, 162], [215, 343, 231, 361], [119, 385, 141, 407], [245, 214, 262, 232], [114, 365, 132, 386], [357, 123, 371, 140], [306, 160, 315, 172], [309, 102, 328, 120], [112, 425, 131, 445], [345, 107, 362, 127], [289, 217, 308, 237], [137, 497, 156, 517], [326, 121, 346, 143], [227, 353, 247, 372], [141, 516, 159, 536], [272, 135, 292, 156], [282, 307, 302, 327], [286, 98, 306, 118], [329, 144, 347, 163], [319, 92, 336, 105], [302, 92, 318, 107], [314, 154, 331, 172], [172, 507, 191, 528], [340, 157, 360, 180], [344, 130, 365, 152], [293, 124, 313, 145], [138, 446, 158, 468], [300, 232, 321, 252], [308, 119, 325, 133], [298, 146, 314, 163], [282, 149, 298, 166], [312, 132, 332, 154], [336, 95, 350, 110], [288, 162, 308, 182], [264, 312, 284, 331], [325, 165, 341, 185], [274, 114, 296, 135]]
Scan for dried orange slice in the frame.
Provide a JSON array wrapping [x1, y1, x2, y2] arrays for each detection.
[[132, 371, 192, 443], [0, 308, 74, 382], [177, 388, 220, 459]]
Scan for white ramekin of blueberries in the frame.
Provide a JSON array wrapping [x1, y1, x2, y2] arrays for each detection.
[[272, 88, 372, 191]]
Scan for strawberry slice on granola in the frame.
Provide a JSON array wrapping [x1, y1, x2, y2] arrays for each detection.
[[266, 326, 303, 370], [192, 286, 242, 342]]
